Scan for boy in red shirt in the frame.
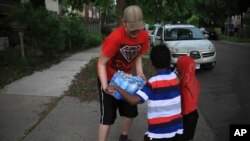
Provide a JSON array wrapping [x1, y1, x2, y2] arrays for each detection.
[[97, 5, 149, 141], [177, 56, 200, 141]]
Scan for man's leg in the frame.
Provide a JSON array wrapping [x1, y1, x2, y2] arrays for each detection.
[[119, 117, 133, 141], [118, 100, 138, 141], [121, 117, 133, 135], [97, 78, 117, 141], [98, 124, 110, 141]]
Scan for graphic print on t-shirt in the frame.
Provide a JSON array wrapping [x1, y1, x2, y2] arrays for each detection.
[[120, 45, 141, 62], [111, 45, 141, 72]]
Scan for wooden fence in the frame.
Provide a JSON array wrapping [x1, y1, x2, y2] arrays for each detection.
[[84, 19, 101, 34]]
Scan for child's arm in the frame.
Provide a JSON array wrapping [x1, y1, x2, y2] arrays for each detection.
[[107, 86, 141, 105]]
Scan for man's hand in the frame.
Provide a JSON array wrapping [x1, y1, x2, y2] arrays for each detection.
[[107, 86, 116, 92], [103, 86, 113, 95], [105, 86, 119, 97], [137, 72, 146, 81]]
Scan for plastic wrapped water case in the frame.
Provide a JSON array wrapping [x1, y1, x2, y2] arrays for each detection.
[[109, 70, 145, 100]]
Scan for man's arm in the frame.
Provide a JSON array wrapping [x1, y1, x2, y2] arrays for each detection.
[[108, 86, 141, 105], [135, 55, 146, 80], [97, 54, 110, 93]]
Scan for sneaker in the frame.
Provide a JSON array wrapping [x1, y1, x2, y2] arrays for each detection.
[[119, 138, 132, 141], [119, 135, 132, 141]]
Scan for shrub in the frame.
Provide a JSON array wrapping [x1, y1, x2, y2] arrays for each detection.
[[7, 3, 65, 58], [242, 16, 250, 38], [187, 15, 199, 26], [27, 8, 65, 58], [61, 14, 86, 50], [84, 33, 103, 48]]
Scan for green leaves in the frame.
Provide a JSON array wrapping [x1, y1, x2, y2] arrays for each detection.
[[187, 15, 199, 26]]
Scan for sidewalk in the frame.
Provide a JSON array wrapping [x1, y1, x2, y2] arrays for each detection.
[[0, 46, 216, 141]]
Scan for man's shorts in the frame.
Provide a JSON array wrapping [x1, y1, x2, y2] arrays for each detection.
[[97, 77, 138, 125]]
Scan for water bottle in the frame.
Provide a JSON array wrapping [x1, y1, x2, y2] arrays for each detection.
[[120, 78, 129, 89], [110, 72, 119, 86], [114, 73, 129, 100], [109, 70, 146, 100], [127, 81, 138, 94]]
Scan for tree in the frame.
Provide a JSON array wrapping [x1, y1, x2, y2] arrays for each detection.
[[187, 15, 199, 26], [63, 0, 250, 29], [29, 0, 45, 8], [116, 0, 125, 26]]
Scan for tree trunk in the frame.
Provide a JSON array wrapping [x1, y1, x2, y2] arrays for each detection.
[[116, 0, 125, 27]]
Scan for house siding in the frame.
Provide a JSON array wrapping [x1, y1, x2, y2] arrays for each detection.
[[45, 0, 60, 14]]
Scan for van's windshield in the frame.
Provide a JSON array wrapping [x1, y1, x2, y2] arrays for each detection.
[[164, 27, 205, 41]]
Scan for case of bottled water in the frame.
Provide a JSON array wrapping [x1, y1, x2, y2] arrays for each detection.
[[109, 70, 145, 100]]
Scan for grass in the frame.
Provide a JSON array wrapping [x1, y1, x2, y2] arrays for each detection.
[[0, 55, 61, 89], [64, 56, 154, 102], [0, 47, 70, 89], [219, 34, 250, 43], [213, 27, 250, 43]]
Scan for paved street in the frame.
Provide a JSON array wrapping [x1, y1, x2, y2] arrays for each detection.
[[196, 41, 250, 141]]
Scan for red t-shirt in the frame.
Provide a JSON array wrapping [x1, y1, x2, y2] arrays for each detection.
[[177, 56, 200, 115], [101, 26, 149, 80]]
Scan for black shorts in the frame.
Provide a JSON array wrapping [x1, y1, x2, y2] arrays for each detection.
[[97, 77, 138, 125], [182, 109, 199, 140]]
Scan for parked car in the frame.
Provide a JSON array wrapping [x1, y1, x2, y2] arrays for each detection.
[[200, 27, 218, 40], [151, 24, 216, 69], [149, 24, 161, 47]]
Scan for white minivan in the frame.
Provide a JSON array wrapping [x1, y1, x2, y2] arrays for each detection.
[[151, 24, 216, 69]]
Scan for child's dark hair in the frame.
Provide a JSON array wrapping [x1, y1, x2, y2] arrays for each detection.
[[150, 44, 171, 69]]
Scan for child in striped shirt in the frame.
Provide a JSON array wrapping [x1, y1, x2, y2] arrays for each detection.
[[107, 45, 183, 141]]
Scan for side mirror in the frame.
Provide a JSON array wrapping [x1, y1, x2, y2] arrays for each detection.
[[155, 36, 162, 40], [204, 34, 209, 39], [155, 35, 163, 46]]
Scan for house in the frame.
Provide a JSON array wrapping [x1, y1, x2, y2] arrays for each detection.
[[0, 0, 26, 50], [45, 0, 61, 14], [45, 0, 100, 33]]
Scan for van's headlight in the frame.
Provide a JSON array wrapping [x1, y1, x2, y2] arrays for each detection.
[[209, 44, 215, 52]]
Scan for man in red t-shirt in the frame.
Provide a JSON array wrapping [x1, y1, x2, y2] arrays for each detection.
[[97, 5, 149, 141]]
